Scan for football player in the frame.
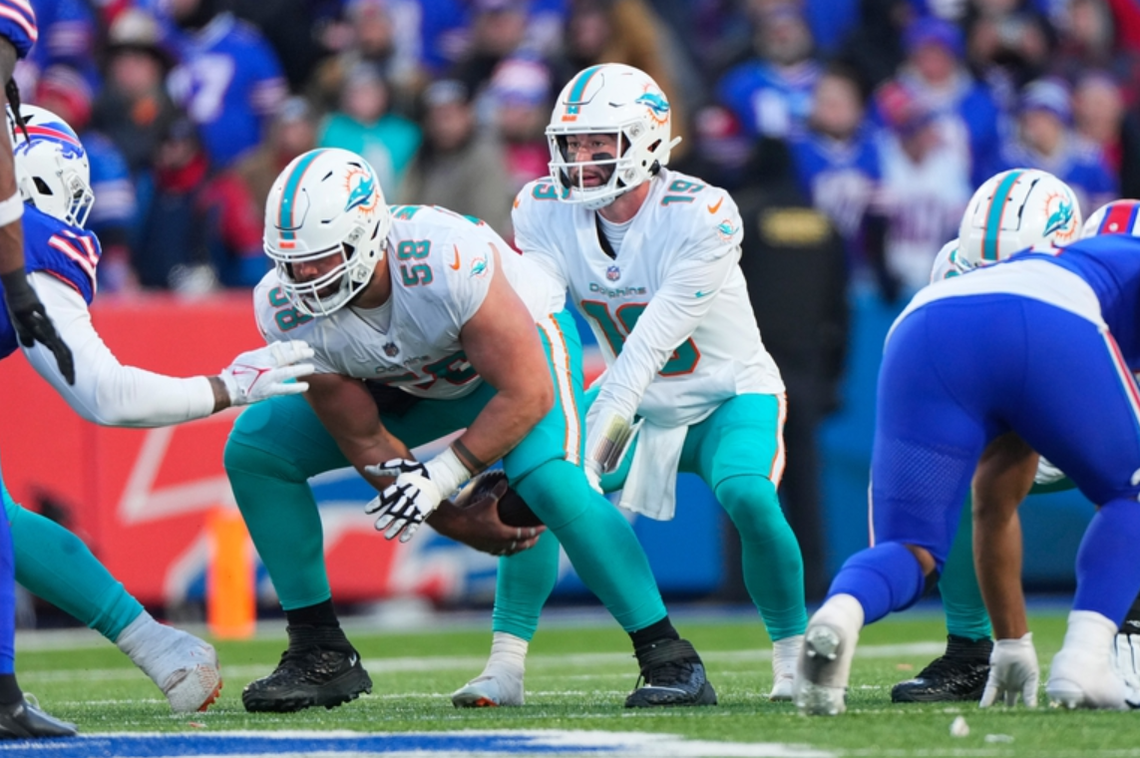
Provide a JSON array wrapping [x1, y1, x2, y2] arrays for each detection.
[[452, 63, 807, 708], [795, 178, 1140, 714], [893, 168, 1083, 703], [895, 194, 1140, 707], [0, 0, 81, 738], [0, 105, 315, 720], [224, 145, 716, 713]]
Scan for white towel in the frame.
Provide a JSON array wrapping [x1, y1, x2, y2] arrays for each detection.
[[617, 421, 688, 521]]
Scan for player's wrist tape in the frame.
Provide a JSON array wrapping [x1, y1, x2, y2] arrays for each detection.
[[424, 446, 473, 499], [586, 410, 642, 474], [0, 191, 24, 227]]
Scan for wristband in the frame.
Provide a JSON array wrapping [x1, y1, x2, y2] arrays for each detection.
[[424, 446, 473, 499], [0, 191, 24, 227]]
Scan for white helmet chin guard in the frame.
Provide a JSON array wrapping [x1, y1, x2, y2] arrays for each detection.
[[8, 104, 94, 228], [546, 63, 681, 210], [956, 168, 1082, 273], [264, 148, 391, 317]]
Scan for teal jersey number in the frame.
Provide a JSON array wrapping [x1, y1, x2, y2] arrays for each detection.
[[396, 240, 433, 286], [581, 300, 700, 376], [661, 179, 706, 206], [267, 286, 314, 332]]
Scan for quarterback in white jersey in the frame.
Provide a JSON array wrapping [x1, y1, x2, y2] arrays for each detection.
[[452, 63, 808, 709], [228, 146, 717, 714]]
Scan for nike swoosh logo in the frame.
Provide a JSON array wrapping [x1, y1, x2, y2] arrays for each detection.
[[348, 653, 359, 667], [707, 197, 724, 214], [695, 290, 712, 298], [450, 246, 461, 271]]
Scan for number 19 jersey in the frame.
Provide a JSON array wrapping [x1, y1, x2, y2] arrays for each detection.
[[514, 168, 784, 427]]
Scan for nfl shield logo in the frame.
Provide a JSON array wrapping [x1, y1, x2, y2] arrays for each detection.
[[606, 265, 621, 281], [383, 342, 399, 357]]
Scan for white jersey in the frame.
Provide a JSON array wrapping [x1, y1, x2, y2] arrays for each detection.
[[255, 205, 565, 400], [513, 168, 784, 427]]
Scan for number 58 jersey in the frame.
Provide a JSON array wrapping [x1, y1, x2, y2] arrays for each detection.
[[514, 168, 785, 427], [254, 205, 565, 400]]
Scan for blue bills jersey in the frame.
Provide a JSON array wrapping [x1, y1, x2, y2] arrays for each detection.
[[0, 205, 99, 360], [0, 0, 36, 58]]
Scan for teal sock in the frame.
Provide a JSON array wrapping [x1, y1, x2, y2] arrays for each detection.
[[515, 459, 666, 632], [224, 438, 332, 610], [941, 497, 992, 641], [7, 501, 142, 640], [717, 475, 808, 640], [491, 530, 560, 640]]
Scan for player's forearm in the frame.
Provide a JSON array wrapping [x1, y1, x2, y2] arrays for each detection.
[[24, 275, 216, 426], [974, 509, 1029, 639], [0, 38, 23, 276], [456, 386, 552, 474]]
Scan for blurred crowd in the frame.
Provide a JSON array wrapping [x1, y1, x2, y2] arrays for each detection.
[[19, 0, 1140, 300]]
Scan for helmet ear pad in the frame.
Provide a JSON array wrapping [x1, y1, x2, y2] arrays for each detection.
[[263, 148, 391, 317]]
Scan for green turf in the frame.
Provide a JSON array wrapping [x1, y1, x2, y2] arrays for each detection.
[[12, 609, 1138, 757]]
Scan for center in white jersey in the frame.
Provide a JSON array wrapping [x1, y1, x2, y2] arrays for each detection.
[[254, 205, 565, 400], [513, 167, 784, 427]]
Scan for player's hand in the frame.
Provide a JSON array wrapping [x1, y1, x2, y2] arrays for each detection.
[[364, 458, 443, 542], [980, 633, 1039, 708], [220, 340, 315, 406], [584, 460, 603, 494], [3, 270, 74, 384], [429, 494, 544, 556]]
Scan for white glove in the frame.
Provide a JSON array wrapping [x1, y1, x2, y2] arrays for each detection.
[[584, 404, 641, 475], [364, 449, 472, 542], [219, 340, 315, 407], [1113, 632, 1140, 693], [980, 633, 1039, 708], [584, 459, 603, 494], [1034, 456, 1066, 486], [364, 459, 440, 542]]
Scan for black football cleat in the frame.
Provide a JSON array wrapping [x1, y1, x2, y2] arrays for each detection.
[[242, 638, 372, 713], [0, 697, 77, 739], [891, 635, 993, 703], [625, 638, 718, 708]]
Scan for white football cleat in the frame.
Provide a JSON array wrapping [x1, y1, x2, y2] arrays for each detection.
[[1047, 611, 1131, 711], [451, 667, 524, 708], [143, 628, 223, 713], [794, 596, 863, 716]]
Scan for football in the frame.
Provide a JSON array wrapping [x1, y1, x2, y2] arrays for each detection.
[[455, 470, 544, 528]]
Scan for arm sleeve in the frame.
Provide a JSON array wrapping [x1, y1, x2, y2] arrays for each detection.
[[592, 242, 738, 422], [22, 272, 216, 427]]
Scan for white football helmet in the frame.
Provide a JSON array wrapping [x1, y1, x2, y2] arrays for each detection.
[[1082, 199, 1140, 237], [7, 105, 93, 228], [546, 63, 681, 210], [956, 168, 1082, 273], [263, 147, 390, 317]]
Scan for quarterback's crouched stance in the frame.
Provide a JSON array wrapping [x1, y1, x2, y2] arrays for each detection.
[[452, 63, 805, 710], [225, 147, 715, 713]]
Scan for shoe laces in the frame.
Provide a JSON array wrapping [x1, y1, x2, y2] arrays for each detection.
[[640, 658, 697, 689]]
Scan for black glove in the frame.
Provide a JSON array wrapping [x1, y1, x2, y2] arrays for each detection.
[[2, 269, 74, 384]]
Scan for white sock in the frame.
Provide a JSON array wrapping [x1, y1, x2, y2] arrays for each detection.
[[772, 634, 803, 678], [814, 593, 866, 636], [482, 632, 528, 677], [1063, 610, 1117, 661]]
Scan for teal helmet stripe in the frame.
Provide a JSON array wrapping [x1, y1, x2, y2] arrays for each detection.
[[982, 169, 1024, 262], [278, 150, 325, 241], [565, 65, 603, 116]]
